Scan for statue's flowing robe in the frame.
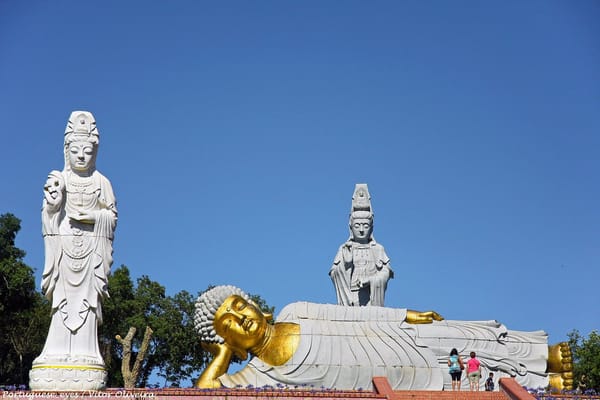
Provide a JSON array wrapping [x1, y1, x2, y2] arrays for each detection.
[[414, 321, 548, 389], [220, 302, 549, 390], [329, 240, 393, 306], [37, 170, 117, 365]]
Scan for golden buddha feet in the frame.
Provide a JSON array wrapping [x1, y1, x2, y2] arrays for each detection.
[[547, 342, 574, 391]]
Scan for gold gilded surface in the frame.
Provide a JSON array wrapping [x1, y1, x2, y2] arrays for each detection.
[[547, 342, 574, 391], [195, 295, 299, 389], [213, 295, 300, 366], [251, 322, 300, 366], [214, 295, 269, 353], [405, 309, 444, 324]]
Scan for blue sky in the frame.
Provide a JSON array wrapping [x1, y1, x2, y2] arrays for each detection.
[[1, 0, 598, 354]]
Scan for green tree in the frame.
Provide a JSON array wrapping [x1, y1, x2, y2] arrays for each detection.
[[149, 288, 205, 387], [568, 329, 600, 392], [99, 265, 136, 386], [0, 213, 50, 386], [101, 267, 210, 387], [100, 266, 175, 387]]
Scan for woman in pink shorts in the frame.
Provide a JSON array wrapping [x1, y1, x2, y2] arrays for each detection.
[[466, 351, 482, 391]]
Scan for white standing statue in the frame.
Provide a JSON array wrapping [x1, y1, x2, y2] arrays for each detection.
[[30, 111, 117, 391], [330, 184, 393, 306]]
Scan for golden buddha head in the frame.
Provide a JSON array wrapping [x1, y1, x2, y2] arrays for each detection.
[[194, 285, 273, 357], [214, 295, 269, 351]]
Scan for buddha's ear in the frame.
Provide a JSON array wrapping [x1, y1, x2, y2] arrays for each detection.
[[264, 312, 274, 323]]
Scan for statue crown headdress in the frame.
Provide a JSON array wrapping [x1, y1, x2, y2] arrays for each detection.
[[351, 183, 373, 219], [64, 111, 99, 143]]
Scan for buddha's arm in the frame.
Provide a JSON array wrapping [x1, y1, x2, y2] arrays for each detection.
[[406, 309, 444, 324], [194, 342, 234, 389]]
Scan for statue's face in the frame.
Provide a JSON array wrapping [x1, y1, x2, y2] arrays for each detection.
[[68, 141, 95, 172], [351, 217, 372, 242], [214, 295, 267, 350]]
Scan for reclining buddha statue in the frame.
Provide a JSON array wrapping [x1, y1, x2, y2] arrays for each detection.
[[193, 285, 573, 391]]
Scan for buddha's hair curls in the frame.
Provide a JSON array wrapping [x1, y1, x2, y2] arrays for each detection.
[[194, 285, 250, 343]]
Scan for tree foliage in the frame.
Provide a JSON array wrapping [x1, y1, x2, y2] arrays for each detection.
[[99, 266, 183, 387], [568, 329, 600, 392], [0, 213, 50, 386]]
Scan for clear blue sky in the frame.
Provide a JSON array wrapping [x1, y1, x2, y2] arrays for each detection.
[[1, 1, 598, 350]]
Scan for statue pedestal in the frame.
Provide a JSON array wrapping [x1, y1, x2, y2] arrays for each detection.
[[29, 359, 107, 391]]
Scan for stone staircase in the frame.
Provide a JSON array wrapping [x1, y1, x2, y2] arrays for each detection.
[[385, 391, 508, 400]]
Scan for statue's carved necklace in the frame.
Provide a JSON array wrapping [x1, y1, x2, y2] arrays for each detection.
[[67, 172, 93, 192], [66, 172, 99, 212]]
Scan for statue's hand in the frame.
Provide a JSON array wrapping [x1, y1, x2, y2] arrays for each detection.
[[196, 342, 235, 389], [342, 243, 353, 265], [44, 187, 62, 206], [68, 211, 96, 224], [406, 310, 444, 324], [201, 341, 232, 357]]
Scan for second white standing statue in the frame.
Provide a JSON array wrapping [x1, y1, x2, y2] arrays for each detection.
[[330, 184, 393, 306]]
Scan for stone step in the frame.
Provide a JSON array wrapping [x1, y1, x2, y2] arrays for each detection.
[[387, 391, 507, 400]]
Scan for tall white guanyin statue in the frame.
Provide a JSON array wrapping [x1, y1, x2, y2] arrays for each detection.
[[30, 111, 117, 391]]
